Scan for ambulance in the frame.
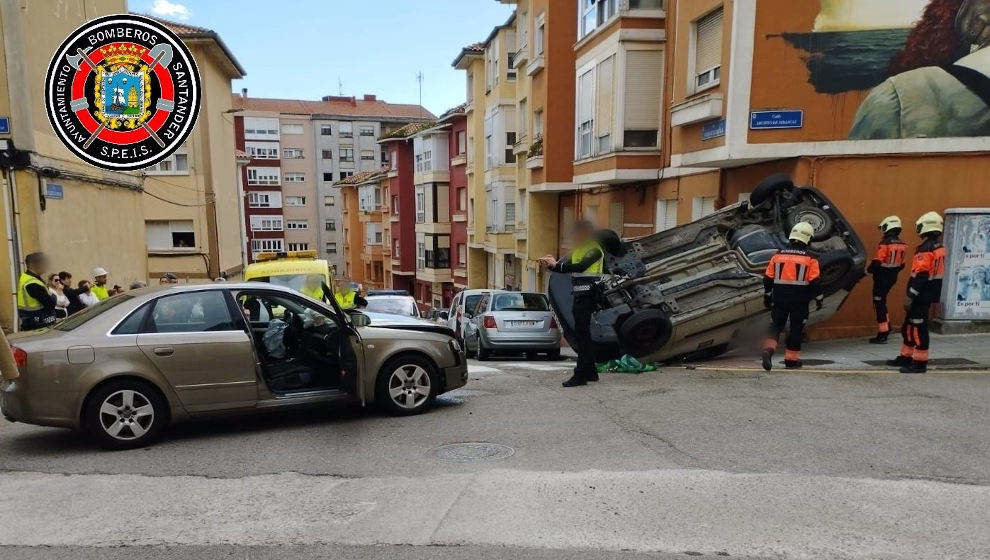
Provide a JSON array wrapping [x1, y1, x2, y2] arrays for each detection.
[[244, 250, 334, 301]]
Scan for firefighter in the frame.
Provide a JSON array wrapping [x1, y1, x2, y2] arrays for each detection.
[[888, 212, 946, 374], [867, 216, 908, 344], [539, 220, 604, 387], [761, 222, 824, 371]]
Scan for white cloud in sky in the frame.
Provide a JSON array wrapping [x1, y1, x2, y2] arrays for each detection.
[[150, 0, 192, 21], [814, 0, 929, 31]]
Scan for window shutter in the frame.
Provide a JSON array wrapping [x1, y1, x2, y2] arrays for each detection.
[[623, 50, 663, 130], [655, 199, 677, 232], [145, 221, 170, 249], [577, 69, 594, 125], [596, 56, 615, 137], [695, 8, 723, 74]]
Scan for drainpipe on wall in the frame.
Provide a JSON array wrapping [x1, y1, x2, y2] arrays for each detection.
[[1, 168, 20, 332]]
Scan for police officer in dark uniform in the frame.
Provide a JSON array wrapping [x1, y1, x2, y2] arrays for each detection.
[[539, 220, 605, 387], [17, 252, 57, 331]]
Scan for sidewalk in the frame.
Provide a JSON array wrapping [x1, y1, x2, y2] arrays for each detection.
[[560, 333, 990, 373]]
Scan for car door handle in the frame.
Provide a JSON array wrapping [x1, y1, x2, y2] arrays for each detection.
[[153, 346, 174, 357]]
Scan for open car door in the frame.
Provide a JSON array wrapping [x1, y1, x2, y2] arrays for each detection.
[[323, 283, 363, 403]]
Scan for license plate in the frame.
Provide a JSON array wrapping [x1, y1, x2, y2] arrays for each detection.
[[511, 320, 539, 327]]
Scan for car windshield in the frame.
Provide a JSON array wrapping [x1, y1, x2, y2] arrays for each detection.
[[365, 296, 419, 317], [54, 294, 134, 331], [249, 274, 321, 294], [492, 293, 549, 312]]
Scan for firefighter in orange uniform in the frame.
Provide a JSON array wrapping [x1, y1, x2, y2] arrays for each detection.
[[888, 212, 946, 374], [761, 222, 824, 371], [867, 216, 908, 344]]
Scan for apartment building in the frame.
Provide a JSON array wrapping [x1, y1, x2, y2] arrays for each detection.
[[657, 0, 990, 337], [231, 94, 433, 269], [0, 2, 247, 329]]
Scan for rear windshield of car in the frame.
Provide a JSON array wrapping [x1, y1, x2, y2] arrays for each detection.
[[54, 294, 134, 331], [365, 296, 418, 317], [492, 293, 549, 312]]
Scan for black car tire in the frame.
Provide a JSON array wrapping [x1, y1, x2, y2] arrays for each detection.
[[526, 351, 539, 360], [84, 379, 168, 450], [618, 309, 673, 358], [476, 335, 491, 361], [749, 173, 793, 207], [546, 349, 562, 361], [374, 354, 439, 416]]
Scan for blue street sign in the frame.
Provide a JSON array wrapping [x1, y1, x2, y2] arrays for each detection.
[[0, 117, 9, 134], [701, 118, 726, 140], [45, 183, 64, 200], [750, 110, 804, 130]]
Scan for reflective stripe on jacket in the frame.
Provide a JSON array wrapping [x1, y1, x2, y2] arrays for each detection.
[[874, 239, 908, 269], [764, 249, 821, 286]]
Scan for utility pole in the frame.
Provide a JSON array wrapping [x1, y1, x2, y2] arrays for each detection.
[[416, 71, 423, 108], [338, 76, 343, 96]]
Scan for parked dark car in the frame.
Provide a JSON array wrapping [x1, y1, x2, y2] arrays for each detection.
[[549, 175, 867, 363]]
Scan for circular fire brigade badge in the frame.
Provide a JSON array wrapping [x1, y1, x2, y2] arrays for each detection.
[[45, 14, 200, 171]]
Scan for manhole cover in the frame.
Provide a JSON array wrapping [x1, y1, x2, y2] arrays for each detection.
[[430, 442, 515, 464]]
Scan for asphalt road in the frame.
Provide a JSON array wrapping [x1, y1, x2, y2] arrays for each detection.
[[1, 358, 989, 559]]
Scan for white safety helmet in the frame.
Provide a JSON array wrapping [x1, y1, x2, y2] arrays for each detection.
[[878, 215, 902, 233], [788, 222, 815, 245], [915, 211, 943, 236], [92, 267, 108, 277]]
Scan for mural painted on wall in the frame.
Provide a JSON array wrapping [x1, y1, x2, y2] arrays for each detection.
[[783, 0, 990, 139]]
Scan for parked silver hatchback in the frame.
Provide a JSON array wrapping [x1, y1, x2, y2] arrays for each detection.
[[464, 291, 561, 360]]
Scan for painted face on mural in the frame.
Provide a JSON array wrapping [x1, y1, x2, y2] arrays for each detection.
[[957, 0, 990, 49]]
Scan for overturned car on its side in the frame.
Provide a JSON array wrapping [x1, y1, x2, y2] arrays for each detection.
[[549, 175, 867, 363]]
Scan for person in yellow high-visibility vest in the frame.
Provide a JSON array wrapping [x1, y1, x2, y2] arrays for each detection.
[[333, 280, 367, 310], [18, 252, 57, 331], [539, 220, 605, 387], [91, 267, 110, 301], [300, 274, 325, 301]]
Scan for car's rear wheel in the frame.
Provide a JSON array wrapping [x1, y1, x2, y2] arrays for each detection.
[[84, 379, 168, 450], [618, 309, 673, 358], [546, 349, 562, 361], [375, 354, 439, 416], [476, 335, 491, 361]]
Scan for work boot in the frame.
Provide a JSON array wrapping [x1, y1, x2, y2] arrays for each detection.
[[586, 371, 600, 382], [761, 349, 774, 371], [886, 355, 912, 367], [868, 332, 890, 344], [899, 361, 928, 374], [784, 359, 803, 369], [562, 373, 588, 387]]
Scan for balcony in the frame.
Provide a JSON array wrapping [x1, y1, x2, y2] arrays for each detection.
[[450, 153, 467, 167], [512, 46, 528, 69], [526, 54, 544, 76]]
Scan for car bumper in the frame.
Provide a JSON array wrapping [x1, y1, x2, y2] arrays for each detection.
[[1, 379, 80, 429], [442, 361, 468, 392], [479, 330, 561, 350]]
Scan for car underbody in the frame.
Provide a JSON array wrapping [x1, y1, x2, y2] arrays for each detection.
[[549, 175, 867, 363]]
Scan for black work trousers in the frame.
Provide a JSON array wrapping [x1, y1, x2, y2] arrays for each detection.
[[768, 300, 810, 353], [872, 273, 897, 331], [572, 293, 598, 379]]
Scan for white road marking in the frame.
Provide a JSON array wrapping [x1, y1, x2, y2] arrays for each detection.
[[498, 362, 568, 371], [467, 364, 502, 374]]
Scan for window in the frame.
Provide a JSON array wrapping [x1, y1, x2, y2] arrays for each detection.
[[655, 199, 677, 232], [286, 220, 308, 230], [339, 146, 354, 162], [280, 123, 303, 135], [339, 122, 353, 138], [417, 242, 426, 270], [360, 149, 375, 161], [535, 16, 545, 55], [244, 117, 279, 140], [339, 171, 353, 180], [251, 238, 284, 254], [247, 191, 281, 208], [391, 195, 399, 213], [624, 49, 662, 148], [392, 238, 401, 257], [324, 195, 335, 206], [284, 172, 305, 183], [323, 172, 333, 182], [692, 196, 716, 220], [415, 188, 426, 223], [422, 149, 432, 171], [145, 145, 189, 174], [534, 110, 544, 138], [364, 223, 383, 245], [504, 202, 516, 231], [285, 195, 306, 206], [458, 187, 467, 211], [282, 147, 303, 159], [358, 185, 381, 212], [694, 8, 723, 91], [250, 215, 283, 231], [466, 72, 474, 104], [485, 133, 493, 169], [629, 0, 663, 8], [325, 219, 336, 231], [596, 56, 614, 155], [609, 202, 624, 233], [145, 220, 195, 250], [457, 131, 467, 155], [584, 204, 599, 225], [321, 149, 332, 159], [580, 0, 616, 39], [576, 68, 594, 159], [247, 167, 280, 186], [507, 52, 517, 80], [326, 242, 337, 254], [518, 99, 528, 141], [360, 125, 375, 136], [320, 124, 332, 135], [457, 243, 466, 266], [147, 291, 237, 333], [245, 142, 278, 160], [287, 243, 309, 251], [505, 132, 516, 163]]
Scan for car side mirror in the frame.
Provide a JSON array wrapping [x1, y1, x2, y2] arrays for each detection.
[[438, 311, 449, 320], [350, 312, 371, 328]]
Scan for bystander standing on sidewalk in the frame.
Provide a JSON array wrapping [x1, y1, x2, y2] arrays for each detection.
[[91, 267, 110, 301], [76, 280, 101, 308], [47, 273, 69, 319], [59, 272, 85, 315]]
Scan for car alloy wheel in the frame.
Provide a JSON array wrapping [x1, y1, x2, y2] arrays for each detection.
[[388, 364, 432, 410], [99, 389, 155, 441]]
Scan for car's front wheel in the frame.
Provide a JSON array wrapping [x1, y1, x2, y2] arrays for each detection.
[[84, 379, 168, 450], [375, 354, 439, 416]]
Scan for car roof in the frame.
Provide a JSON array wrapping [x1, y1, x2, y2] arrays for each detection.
[[124, 282, 303, 303]]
